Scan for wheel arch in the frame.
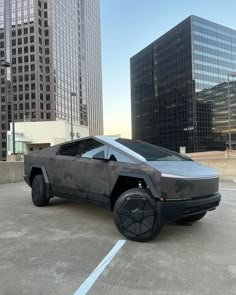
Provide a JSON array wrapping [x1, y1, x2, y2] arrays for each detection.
[[110, 172, 160, 211], [29, 166, 49, 187]]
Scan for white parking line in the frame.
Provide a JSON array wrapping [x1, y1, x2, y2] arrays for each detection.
[[73, 239, 126, 295], [220, 188, 236, 191], [233, 179, 236, 183]]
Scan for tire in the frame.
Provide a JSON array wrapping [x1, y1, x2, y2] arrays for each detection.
[[113, 188, 161, 242], [31, 174, 49, 207], [178, 212, 207, 223]]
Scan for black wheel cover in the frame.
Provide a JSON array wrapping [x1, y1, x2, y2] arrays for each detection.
[[113, 188, 160, 242]]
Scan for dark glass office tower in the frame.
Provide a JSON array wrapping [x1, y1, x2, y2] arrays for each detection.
[[130, 16, 236, 152]]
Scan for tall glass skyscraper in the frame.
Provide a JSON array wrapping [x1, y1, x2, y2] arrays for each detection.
[[131, 16, 236, 152], [0, 0, 103, 161]]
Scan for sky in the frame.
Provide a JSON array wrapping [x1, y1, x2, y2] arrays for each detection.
[[100, 0, 236, 138]]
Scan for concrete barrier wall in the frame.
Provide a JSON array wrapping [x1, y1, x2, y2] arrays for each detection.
[[195, 158, 236, 180], [0, 162, 24, 184], [0, 159, 235, 184]]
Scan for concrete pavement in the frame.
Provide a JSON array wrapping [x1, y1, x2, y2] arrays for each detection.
[[0, 182, 235, 295]]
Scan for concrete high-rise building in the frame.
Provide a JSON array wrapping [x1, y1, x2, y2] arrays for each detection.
[[130, 15, 236, 153], [0, 0, 103, 161]]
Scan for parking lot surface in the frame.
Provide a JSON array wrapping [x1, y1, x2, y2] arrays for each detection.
[[0, 181, 235, 295]]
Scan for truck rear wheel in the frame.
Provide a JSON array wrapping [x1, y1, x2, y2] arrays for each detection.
[[31, 174, 49, 207], [113, 188, 160, 242]]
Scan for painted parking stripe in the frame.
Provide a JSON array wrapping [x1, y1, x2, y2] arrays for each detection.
[[233, 179, 236, 183], [220, 188, 236, 191], [73, 239, 126, 295]]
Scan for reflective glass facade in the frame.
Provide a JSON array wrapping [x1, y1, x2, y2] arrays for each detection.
[[131, 16, 236, 152], [0, 0, 103, 161]]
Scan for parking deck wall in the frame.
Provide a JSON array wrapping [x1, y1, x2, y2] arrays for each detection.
[[0, 162, 24, 184], [0, 158, 236, 184]]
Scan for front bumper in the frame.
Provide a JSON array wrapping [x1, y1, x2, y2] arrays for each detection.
[[159, 192, 221, 224]]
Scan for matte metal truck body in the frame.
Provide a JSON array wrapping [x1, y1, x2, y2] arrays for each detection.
[[24, 136, 221, 241]]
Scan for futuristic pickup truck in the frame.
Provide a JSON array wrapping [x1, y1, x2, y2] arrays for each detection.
[[24, 136, 221, 241]]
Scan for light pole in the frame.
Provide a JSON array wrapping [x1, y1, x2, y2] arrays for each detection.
[[1, 61, 15, 155], [70, 92, 77, 140], [227, 72, 236, 150]]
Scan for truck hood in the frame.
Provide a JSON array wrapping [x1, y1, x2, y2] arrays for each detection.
[[147, 160, 218, 179]]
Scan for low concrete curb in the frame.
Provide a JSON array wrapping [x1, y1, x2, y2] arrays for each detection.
[[0, 158, 235, 184], [195, 158, 236, 181], [0, 162, 24, 184]]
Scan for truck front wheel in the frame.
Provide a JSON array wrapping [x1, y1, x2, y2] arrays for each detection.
[[113, 188, 161, 242]]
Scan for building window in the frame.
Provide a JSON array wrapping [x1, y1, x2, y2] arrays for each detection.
[[24, 37, 28, 44], [30, 36, 34, 43], [18, 29, 22, 35], [46, 103, 50, 110], [18, 47, 22, 54], [24, 28, 28, 34], [46, 113, 51, 119], [18, 38, 22, 45], [31, 84, 35, 90], [24, 47, 28, 53]]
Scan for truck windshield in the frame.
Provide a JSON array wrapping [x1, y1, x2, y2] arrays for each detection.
[[116, 138, 192, 161]]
